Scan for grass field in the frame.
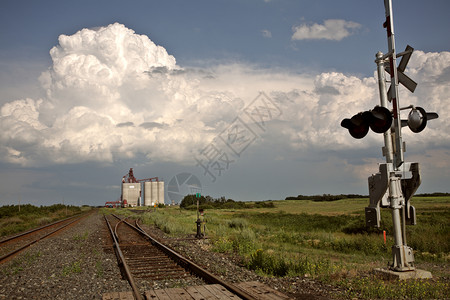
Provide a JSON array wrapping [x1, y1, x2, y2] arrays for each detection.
[[0, 204, 86, 237], [127, 196, 450, 299]]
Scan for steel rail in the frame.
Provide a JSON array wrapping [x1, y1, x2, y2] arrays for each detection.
[[0, 214, 86, 264], [104, 215, 143, 300], [114, 215, 257, 300]]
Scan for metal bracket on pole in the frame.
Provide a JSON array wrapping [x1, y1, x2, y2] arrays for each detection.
[[400, 162, 420, 225], [366, 163, 391, 227]]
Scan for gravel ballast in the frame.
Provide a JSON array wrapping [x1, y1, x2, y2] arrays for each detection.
[[0, 212, 130, 299], [0, 211, 333, 299]]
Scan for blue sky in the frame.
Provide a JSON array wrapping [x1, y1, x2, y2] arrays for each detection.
[[1, 0, 447, 71], [0, 0, 449, 206]]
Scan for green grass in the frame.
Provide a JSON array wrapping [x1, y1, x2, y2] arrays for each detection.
[[340, 276, 449, 299], [95, 261, 104, 277], [0, 204, 85, 237], [73, 230, 89, 241], [265, 198, 368, 215], [62, 261, 82, 276]]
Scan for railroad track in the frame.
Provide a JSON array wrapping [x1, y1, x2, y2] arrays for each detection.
[[0, 213, 87, 264], [104, 214, 258, 300]]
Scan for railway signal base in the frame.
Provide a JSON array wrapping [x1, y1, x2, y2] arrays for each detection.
[[374, 268, 432, 280]]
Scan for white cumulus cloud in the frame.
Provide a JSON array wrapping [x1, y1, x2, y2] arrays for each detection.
[[292, 19, 361, 41], [0, 23, 448, 176], [0, 23, 256, 166]]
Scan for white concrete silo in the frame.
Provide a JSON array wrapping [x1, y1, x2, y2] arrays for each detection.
[[158, 181, 164, 204], [144, 182, 152, 206], [150, 181, 158, 206], [122, 183, 141, 207]]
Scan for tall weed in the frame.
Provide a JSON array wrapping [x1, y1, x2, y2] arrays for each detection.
[[340, 276, 449, 299], [226, 218, 248, 229], [246, 249, 333, 277], [212, 224, 258, 255]]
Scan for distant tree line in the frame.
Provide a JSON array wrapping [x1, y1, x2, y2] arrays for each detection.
[[180, 194, 275, 210], [285, 192, 450, 201], [0, 204, 81, 218], [415, 192, 450, 197], [285, 194, 367, 202]]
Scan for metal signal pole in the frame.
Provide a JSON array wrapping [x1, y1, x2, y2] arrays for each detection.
[[375, 52, 413, 272], [358, 0, 436, 279], [383, 0, 404, 169], [377, 0, 413, 272]]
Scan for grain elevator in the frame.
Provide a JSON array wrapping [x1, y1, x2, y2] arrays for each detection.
[[121, 168, 164, 206]]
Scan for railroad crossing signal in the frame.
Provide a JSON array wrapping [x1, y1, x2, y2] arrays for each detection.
[[348, 0, 439, 275], [341, 106, 392, 139]]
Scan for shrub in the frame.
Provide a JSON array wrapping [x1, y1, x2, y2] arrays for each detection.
[[227, 218, 248, 229], [37, 217, 52, 226], [213, 236, 234, 253], [211, 223, 258, 256]]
